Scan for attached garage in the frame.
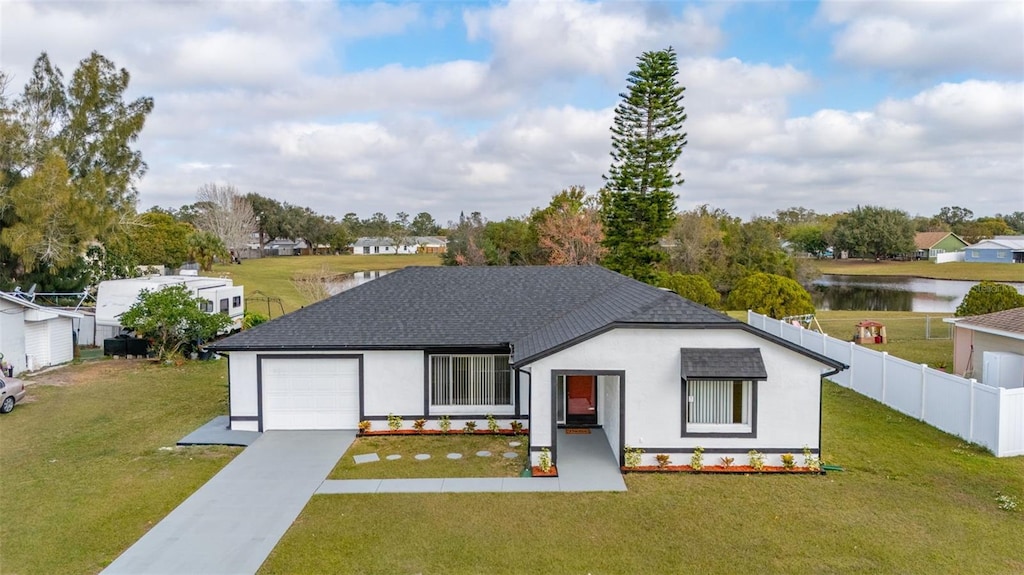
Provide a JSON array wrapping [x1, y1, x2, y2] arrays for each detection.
[[259, 356, 361, 430]]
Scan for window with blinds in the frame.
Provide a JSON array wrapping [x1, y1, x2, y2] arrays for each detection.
[[687, 380, 750, 429], [430, 355, 512, 407]]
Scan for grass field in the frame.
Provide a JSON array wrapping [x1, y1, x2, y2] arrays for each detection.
[[330, 435, 528, 479], [208, 253, 442, 314], [815, 259, 1024, 282], [729, 310, 954, 368], [0, 360, 239, 575], [260, 380, 1024, 574]]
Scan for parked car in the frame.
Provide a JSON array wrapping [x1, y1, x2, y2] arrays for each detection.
[[0, 377, 26, 414]]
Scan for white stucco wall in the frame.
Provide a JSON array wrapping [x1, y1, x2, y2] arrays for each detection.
[[600, 374, 621, 461], [526, 327, 828, 465], [227, 349, 529, 431], [0, 300, 27, 375], [362, 350, 425, 416]]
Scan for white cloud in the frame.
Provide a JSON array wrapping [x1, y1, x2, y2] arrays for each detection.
[[820, 0, 1024, 76], [464, 0, 723, 84]]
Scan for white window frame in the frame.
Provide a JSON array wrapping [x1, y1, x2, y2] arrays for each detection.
[[429, 354, 513, 414], [685, 379, 753, 434]]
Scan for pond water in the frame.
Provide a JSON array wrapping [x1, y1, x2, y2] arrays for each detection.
[[326, 270, 393, 295], [812, 275, 1024, 313]]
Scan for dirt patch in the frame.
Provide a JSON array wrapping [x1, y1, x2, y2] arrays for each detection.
[[24, 358, 151, 388]]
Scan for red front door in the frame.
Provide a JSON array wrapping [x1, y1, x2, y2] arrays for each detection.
[[566, 375, 597, 424]]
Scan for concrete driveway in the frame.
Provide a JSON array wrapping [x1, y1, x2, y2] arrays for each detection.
[[102, 430, 355, 575]]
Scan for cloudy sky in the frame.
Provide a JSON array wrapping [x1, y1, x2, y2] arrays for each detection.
[[2, 0, 1022, 224]]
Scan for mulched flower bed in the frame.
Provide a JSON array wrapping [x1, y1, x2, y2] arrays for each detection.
[[531, 466, 558, 477], [359, 429, 528, 436], [622, 465, 824, 474]]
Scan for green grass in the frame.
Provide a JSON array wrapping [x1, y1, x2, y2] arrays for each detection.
[[730, 310, 954, 368], [0, 360, 240, 575], [815, 259, 1024, 282], [330, 435, 528, 479], [209, 253, 442, 314], [260, 381, 1024, 574]]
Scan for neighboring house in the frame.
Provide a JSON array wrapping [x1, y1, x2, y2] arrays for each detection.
[[0, 292, 83, 375], [914, 231, 968, 260], [351, 236, 447, 255], [963, 236, 1024, 264], [210, 266, 845, 470], [945, 307, 1024, 386], [96, 276, 245, 334]]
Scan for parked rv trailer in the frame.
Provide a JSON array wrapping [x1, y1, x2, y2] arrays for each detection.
[[96, 276, 244, 334]]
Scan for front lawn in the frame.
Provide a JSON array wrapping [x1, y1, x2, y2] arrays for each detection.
[[0, 360, 240, 575], [260, 381, 1024, 574], [330, 434, 528, 479]]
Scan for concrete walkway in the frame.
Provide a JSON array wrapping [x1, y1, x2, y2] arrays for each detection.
[[177, 415, 261, 447], [102, 430, 355, 575]]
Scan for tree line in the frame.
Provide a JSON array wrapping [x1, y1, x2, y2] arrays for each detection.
[[3, 49, 1020, 315]]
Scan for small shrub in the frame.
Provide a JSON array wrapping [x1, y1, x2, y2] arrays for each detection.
[[486, 413, 500, 434], [720, 456, 734, 468], [357, 420, 371, 433], [624, 446, 644, 468], [539, 448, 552, 472], [413, 418, 427, 433], [748, 450, 766, 471], [439, 415, 452, 434], [690, 446, 704, 471], [242, 310, 269, 330], [510, 420, 524, 434], [463, 420, 477, 434], [996, 493, 1019, 512], [802, 445, 821, 471], [656, 454, 671, 469], [387, 413, 403, 431], [781, 453, 796, 470]]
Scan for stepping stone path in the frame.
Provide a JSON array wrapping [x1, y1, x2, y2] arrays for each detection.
[[502, 452, 518, 459], [414, 453, 431, 460], [353, 453, 380, 464], [476, 450, 492, 457], [508, 441, 521, 447], [385, 454, 401, 461], [447, 453, 463, 460]]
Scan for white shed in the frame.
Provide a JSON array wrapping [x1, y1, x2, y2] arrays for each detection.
[[0, 292, 83, 375]]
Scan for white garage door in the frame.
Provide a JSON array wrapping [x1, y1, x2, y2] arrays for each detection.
[[261, 357, 359, 430]]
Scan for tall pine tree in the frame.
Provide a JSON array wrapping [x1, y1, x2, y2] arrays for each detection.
[[601, 47, 686, 283]]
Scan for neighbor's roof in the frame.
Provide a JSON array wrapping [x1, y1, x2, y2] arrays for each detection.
[[680, 348, 768, 380], [968, 236, 1024, 250], [0, 292, 84, 319], [914, 231, 966, 250], [944, 307, 1024, 340], [210, 266, 844, 368], [351, 236, 447, 247]]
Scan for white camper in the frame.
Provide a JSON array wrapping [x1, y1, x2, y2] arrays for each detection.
[[96, 276, 244, 334]]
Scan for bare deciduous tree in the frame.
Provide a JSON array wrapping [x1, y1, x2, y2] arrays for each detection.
[[193, 183, 256, 253], [535, 186, 606, 266]]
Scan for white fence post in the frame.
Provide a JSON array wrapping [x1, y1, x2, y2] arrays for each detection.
[[969, 378, 976, 442], [881, 352, 888, 403], [920, 364, 928, 420]]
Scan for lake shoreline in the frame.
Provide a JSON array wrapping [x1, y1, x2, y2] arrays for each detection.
[[813, 259, 1024, 283]]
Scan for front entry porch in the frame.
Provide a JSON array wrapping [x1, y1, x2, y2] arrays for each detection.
[[552, 428, 626, 491]]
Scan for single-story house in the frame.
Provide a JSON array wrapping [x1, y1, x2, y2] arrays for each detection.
[[352, 236, 447, 255], [964, 236, 1024, 264], [914, 231, 968, 260], [945, 307, 1024, 386], [209, 266, 845, 469], [0, 292, 83, 375]]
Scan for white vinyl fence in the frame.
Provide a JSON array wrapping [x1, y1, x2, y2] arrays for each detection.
[[748, 311, 1024, 457], [934, 252, 965, 264]]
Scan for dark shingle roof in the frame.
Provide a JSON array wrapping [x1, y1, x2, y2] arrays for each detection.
[[680, 348, 768, 380], [210, 266, 733, 359]]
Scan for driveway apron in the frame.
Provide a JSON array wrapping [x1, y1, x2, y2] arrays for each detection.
[[102, 430, 354, 575]]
